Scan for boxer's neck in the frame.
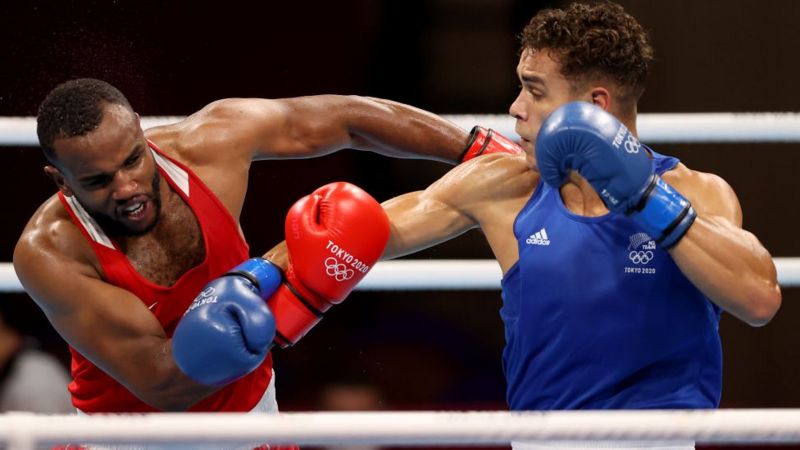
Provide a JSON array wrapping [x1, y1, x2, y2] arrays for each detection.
[[559, 172, 609, 217]]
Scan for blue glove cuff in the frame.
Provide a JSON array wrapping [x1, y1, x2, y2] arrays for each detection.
[[630, 175, 697, 248], [227, 258, 283, 299]]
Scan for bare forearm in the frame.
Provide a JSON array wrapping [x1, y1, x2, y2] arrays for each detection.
[[381, 193, 435, 260], [262, 242, 289, 270], [144, 379, 217, 411], [44, 310, 220, 411], [670, 216, 781, 326], [119, 338, 219, 411], [349, 97, 468, 164], [381, 191, 475, 260]]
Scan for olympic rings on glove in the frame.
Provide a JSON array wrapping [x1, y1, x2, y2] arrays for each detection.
[[325, 257, 355, 281], [624, 134, 641, 154]]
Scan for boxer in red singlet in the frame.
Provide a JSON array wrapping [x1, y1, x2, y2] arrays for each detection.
[[13, 78, 486, 418]]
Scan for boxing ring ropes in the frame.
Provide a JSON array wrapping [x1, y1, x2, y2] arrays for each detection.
[[1, 113, 800, 448]]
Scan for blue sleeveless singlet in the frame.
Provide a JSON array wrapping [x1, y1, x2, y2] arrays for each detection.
[[500, 149, 722, 410]]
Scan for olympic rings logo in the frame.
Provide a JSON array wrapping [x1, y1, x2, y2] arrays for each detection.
[[325, 257, 354, 282], [200, 286, 216, 298], [624, 134, 641, 154], [628, 250, 654, 265]]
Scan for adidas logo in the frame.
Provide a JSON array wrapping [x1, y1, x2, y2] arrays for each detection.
[[525, 228, 550, 246]]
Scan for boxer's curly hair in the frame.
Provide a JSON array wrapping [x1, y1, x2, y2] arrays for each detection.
[[521, 1, 654, 102], [37, 78, 132, 163]]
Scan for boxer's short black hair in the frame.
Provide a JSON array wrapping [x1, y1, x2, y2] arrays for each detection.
[[37, 78, 132, 163]]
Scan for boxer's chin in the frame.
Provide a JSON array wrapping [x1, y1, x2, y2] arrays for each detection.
[[118, 198, 159, 235], [93, 168, 163, 237], [89, 193, 163, 238]]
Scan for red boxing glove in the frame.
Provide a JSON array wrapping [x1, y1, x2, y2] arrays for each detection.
[[267, 182, 390, 348], [460, 126, 524, 162]]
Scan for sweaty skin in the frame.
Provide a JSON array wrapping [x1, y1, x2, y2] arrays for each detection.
[[14, 95, 468, 411]]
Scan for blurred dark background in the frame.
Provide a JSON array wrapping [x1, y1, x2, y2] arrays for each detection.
[[1, 0, 799, 447]]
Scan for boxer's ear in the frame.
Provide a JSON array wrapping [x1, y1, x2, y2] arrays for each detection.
[[589, 87, 611, 111], [44, 165, 74, 197]]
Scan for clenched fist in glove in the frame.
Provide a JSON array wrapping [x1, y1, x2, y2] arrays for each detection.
[[268, 182, 390, 347]]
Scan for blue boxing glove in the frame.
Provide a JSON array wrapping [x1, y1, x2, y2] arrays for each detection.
[[172, 258, 282, 386], [536, 102, 696, 248]]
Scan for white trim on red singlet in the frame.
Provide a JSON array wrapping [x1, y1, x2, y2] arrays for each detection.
[[64, 195, 115, 250], [150, 148, 189, 196]]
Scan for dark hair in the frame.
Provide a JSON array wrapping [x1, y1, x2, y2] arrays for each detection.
[[520, 1, 654, 102], [36, 78, 133, 163]]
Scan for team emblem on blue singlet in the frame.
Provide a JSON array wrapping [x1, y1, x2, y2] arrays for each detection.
[[624, 233, 657, 274]]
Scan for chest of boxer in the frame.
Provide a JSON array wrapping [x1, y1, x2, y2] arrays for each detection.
[[119, 188, 205, 287], [499, 150, 722, 411]]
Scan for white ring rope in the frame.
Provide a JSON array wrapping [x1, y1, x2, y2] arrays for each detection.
[[1, 409, 800, 448], [1, 258, 799, 292], [2, 113, 800, 145]]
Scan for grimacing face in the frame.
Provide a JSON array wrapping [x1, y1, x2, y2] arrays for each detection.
[[46, 103, 163, 237], [509, 49, 590, 170]]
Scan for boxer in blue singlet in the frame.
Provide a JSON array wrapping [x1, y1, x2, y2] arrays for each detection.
[[370, 2, 781, 449]]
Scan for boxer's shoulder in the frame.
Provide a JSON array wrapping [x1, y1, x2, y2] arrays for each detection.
[[146, 99, 272, 166], [14, 196, 103, 304], [662, 162, 727, 194], [19, 196, 99, 260], [21, 195, 81, 243], [144, 121, 195, 167], [661, 161, 691, 183], [662, 163, 740, 221]]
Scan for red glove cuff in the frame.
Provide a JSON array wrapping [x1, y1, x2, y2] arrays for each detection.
[[266, 269, 331, 348], [461, 126, 524, 162]]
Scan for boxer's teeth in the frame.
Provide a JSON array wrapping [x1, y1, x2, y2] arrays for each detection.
[[124, 203, 144, 215]]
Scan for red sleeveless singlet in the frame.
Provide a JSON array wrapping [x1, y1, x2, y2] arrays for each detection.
[[57, 141, 273, 412]]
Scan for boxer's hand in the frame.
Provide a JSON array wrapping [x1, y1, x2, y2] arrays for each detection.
[[172, 258, 281, 386], [267, 182, 390, 347], [460, 126, 524, 162], [536, 102, 696, 248]]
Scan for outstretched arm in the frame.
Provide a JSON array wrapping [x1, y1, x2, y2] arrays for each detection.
[[171, 96, 470, 164], [381, 186, 477, 260], [261, 162, 481, 265], [383, 154, 534, 266], [262, 154, 532, 266]]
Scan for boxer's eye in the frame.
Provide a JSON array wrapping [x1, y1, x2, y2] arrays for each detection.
[[123, 151, 142, 168], [83, 175, 112, 190], [519, 84, 542, 99]]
